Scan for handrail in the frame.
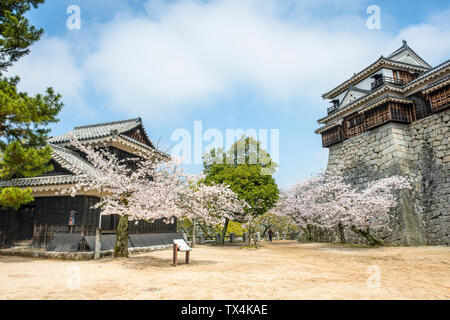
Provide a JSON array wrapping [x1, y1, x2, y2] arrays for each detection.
[[327, 105, 339, 115], [371, 76, 404, 90]]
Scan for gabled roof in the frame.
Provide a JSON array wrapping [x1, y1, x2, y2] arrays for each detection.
[[0, 144, 98, 188], [48, 118, 152, 146], [387, 40, 431, 68], [339, 86, 370, 107], [318, 83, 404, 123], [322, 42, 430, 100], [0, 118, 169, 189], [318, 58, 450, 124]]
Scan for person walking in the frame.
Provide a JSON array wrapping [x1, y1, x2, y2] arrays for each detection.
[[268, 229, 274, 243]]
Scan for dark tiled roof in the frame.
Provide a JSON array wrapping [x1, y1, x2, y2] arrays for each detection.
[[322, 43, 431, 99], [423, 75, 450, 91], [405, 59, 450, 88], [48, 118, 143, 144], [50, 144, 99, 176], [0, 174, 82, 187], [0, 118, 168, 188], [355, 94, 412, 112], [315, 94, 411, 134], [318, 59, 450, 124], [0, 144, 97, 188], [318, 83, 400, 123]]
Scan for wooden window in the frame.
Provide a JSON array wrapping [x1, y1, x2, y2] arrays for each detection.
[[397, 70, 418, 84], [348, 115, 362, 128], [429, 86, 450, 113], [321, 126, 343, 147], [389, 102, 411, 123], [364, 104, 390, 130], [344, 113, 365, 139]]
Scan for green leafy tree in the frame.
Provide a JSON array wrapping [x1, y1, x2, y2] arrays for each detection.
[[254, 212, 298, 238], [203, 136, 279, 244], [0, 0, 63, 209], [0, 0, 44, 72]]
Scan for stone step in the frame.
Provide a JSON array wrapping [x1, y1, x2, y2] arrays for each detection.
[[12, 240, 32, 248]]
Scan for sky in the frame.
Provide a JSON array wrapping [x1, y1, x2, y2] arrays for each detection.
[[8, 0, 450, 190]]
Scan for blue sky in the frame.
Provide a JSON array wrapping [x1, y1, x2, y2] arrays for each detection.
[[9, 0, 450, 190]]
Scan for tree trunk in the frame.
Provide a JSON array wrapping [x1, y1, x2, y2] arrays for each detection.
[[192, 218, 196, 248], [114, 215, 129, 257], [94, 227, 102, 259], [306, 225, 313, 242], [350, 226, 384, 246], [338, 223, 346, 244], [261, 225, 268, 238], [221, 218, 229, 245]]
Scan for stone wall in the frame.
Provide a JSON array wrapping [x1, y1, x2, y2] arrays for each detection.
[[326, 108, 450, 246]]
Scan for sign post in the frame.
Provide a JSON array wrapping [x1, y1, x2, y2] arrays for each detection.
[[172, 239, 192, 266]]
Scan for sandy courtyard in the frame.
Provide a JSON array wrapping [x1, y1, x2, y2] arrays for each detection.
[[0, 241, 449, 300]]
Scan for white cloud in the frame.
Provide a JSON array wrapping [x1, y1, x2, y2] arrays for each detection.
[[8, 0, 450, 123], [395, 9, 450, 65], [8, 37, 85, 103]]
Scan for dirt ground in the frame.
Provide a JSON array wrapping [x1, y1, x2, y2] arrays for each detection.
[[1, 241, 449, 300]]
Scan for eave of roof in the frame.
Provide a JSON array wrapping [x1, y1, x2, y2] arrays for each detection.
[[422, 75, 450, 94], [48, 118, 142, 145], [321, 58, 430, 100], [356, 95, 412, 113], [315, 94, 411, 134], [0, 174, 83, 188], [117, 134, 170, 159], [0, 118, 171, 189], [48, 117, 167, 158], [318, 84, 403, 123], [403, 59, 450, 91], [318, 60, 450, 124], [315, 120, 342, 134]]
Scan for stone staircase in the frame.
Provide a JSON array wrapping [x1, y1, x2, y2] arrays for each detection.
[[11, 240, 32, 250]]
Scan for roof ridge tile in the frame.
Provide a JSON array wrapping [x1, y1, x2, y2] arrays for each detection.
[[74, 117, 141, 130]]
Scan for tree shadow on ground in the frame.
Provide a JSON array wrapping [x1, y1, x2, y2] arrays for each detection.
[[313, 243, 382, 252], [0, 255, 36, 264], [117, 254, 218, 270]]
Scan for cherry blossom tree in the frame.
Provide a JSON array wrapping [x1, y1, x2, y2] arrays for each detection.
[[177, 174, 249, 246], [62, 135, 249, 256], [274, 170, 413, 245], [273, 174, 331, 242], [346, 175, 413, 245], [61, 134, 187, 257]]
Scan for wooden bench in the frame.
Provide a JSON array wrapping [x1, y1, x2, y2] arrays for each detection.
[[172, 239, 192, 266]]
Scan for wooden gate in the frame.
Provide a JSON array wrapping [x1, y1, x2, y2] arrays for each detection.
[[13, 208, 35, 242]]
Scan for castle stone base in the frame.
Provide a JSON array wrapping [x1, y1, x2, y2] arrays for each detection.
[[326, 109, 450, 245]]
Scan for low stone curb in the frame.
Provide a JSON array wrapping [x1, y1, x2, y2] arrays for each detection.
[[0, 244, 173, 260]]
